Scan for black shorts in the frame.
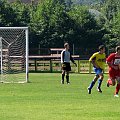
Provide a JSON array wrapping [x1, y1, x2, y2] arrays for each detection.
[[62, 62, 71, 71]]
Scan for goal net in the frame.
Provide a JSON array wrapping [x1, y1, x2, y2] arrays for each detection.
[[0, 27, 29, 83]]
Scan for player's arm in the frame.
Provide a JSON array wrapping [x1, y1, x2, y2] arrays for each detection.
[[107, 60, 119, 70], [61, 51, 66, 68], [89, 54, 99, 68], [106, 53, 118, 70], [91, 57, 99, 68], [106, 61, 114, 68], [61, 51, 65, 63], [70, 54, 77, 67], [106, 61, 118, 70], [102, 57, 106, 62]]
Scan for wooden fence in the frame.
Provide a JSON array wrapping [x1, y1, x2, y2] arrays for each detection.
[[29, 57, 109, 73]]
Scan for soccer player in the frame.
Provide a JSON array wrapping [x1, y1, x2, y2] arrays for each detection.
[[61, 43, 77, 84], [88, 45, 106, 94], [106, 46, 120, 97]]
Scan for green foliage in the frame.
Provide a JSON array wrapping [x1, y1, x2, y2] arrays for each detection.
[[11, 1, 31, 26], [101, 0, 120, 47], [0, 0, 17, 26], [110, 12, 120, 46], [70, 0, 104, 5], [1, 0, 120, 53], [0, 0, 31, 26], [30, 0, 69, 48], [68, 6, 106, 48], [103, 0, 120, 21]]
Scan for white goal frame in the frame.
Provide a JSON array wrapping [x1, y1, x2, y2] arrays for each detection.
[[0, 27, 29, 83]]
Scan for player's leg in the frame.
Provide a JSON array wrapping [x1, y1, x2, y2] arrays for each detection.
[[65, 63, 71, 84], [88, 67, 102, 94], [61, 70, 65, 84], [114, 77, 120, 97], [61, 62, 67, 84], [88, 74, 99, 94], [97, 72, 104, 93], [66, 71, 70, 84], [107, 78, 116, 86], [107, 78, 113, 87], [107, 69, 116, 87]]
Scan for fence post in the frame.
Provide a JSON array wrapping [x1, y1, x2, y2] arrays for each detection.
[[78, 60, 80, 73], [89, 62, 92, 74], [50, 59, 52, 73], [35, 59, 37, 72]]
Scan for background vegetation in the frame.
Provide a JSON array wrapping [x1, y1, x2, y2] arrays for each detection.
[[0, 0, 120, 55]]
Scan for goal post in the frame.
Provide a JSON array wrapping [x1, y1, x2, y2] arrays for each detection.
[[0, 27, 29, 83], [0, 37, 3, 75]]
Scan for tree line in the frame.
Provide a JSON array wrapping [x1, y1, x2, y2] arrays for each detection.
[[0, 0, 120, 55]]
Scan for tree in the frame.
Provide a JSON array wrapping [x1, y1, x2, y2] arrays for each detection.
[[68, 5, 106, 49], [110, 12, 120, 46], [103, 0, 120, 21], [0, 0, 18, 26], [101, 0, 120, 48], [0, 0, 31, 27], [11, 0, 31, 26], [30, 0, 70, 48]]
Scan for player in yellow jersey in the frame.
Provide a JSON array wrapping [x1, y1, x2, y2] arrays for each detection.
[[88, 45, 106, 94]]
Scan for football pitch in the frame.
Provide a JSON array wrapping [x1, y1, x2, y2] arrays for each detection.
[[0, 73, 120, 120]]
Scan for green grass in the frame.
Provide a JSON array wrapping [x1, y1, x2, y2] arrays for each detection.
[[0, 73, 119, 120]]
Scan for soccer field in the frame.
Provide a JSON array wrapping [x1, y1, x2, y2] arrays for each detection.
[[0, 73, 120, 120]]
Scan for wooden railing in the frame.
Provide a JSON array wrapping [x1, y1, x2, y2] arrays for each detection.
[[29, 56, 108, 73]]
